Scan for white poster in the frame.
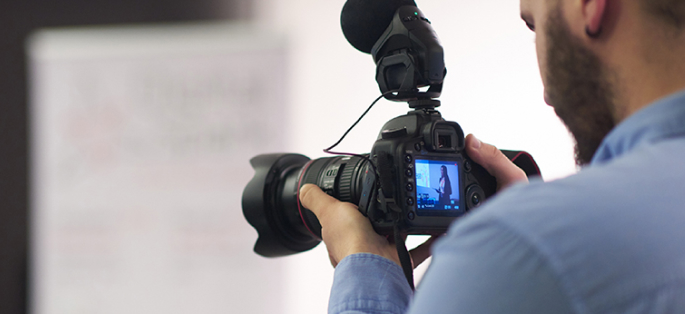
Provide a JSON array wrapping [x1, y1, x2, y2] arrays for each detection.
[[29, 23, 289, 314]]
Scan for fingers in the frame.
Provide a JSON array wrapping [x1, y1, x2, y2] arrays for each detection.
[[299, 184, 397, 267], [299, 184, 342, 218], [298, 184, 442, 270], [409, 236, 440, 268], [465, 134, 528, 189], [328, 253, 338, 268]]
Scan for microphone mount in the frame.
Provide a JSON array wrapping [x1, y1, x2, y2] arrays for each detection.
[[371, 5, 446, 104]]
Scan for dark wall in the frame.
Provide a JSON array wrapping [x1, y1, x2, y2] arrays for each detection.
[[0, 1, 246, 312]]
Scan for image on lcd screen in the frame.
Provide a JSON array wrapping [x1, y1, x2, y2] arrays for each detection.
[[415, 159, 460, 211]]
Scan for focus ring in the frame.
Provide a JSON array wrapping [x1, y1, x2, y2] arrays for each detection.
[[338, 163, 356, 203]]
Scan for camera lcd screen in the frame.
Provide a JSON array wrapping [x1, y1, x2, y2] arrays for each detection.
[[414, 159, 461, 215]]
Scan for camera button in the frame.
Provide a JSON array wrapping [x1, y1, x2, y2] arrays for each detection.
[[407, 211, 415, 220], [405, 169, 413, 177], [464, 160, 473, 172], [414, 143, 422, 151], [466, 185, 485, 210], [404, 155, 413, 163], [406, 197, 414, 206], [472, 194, 481, 206], [405, 183, 414, 192]]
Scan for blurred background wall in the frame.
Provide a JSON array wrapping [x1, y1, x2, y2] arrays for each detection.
[[0, 1, 249, 313], [2, 0, 576, 313]]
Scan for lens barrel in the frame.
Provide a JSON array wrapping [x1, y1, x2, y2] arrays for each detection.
[[242, 154, 368, 257]]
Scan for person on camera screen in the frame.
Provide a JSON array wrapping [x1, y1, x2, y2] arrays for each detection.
[[299, 0, 685, 312], [435, 165, 452, 207]]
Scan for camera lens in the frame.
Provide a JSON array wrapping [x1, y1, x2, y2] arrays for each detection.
[[242, 154, 369, 257]]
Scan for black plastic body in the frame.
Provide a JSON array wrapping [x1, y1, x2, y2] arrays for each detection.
[[241, 106, 511, 257], [240, 1, 542, 258], [242, 153, 368, 257], [358, 107, 494, 235], [242, 154, 320, 257], [371, 5, 445, 101]]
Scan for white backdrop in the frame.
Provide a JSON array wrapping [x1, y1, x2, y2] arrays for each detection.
[[254, 1, 577, 313], [29, 24, 293, 314]]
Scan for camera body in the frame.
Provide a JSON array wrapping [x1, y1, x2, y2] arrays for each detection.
[[352, 101, 494, 235], [241, 105, 536, 256], [241, 1, 540, 257]]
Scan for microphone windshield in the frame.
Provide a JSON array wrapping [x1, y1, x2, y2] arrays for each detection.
[[341, 0, 417, 54]]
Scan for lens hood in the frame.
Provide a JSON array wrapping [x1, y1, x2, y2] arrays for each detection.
[[242, 154, 321, 257]]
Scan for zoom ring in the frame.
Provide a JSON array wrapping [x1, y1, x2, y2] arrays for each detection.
[[338, 164, 356, 203]]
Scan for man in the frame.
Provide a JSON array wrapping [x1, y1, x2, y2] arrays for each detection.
[[300, 0, 685, 312]]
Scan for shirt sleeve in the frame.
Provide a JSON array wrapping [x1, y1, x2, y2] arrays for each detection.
[[407, 215, 576, 314], [329, 253, 413, 314]]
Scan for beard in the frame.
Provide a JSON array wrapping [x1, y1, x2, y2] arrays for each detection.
[[544, 6, 617, 166]]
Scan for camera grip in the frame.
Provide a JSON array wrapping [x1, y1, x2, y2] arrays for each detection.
[[501, 150, 541, 178], [465, 150, 541, 207]]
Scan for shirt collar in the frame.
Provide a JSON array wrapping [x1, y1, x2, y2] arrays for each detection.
[[592, 89, 685, 164]]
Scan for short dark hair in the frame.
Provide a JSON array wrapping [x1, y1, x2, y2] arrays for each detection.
[[641, 0, 685, 28]]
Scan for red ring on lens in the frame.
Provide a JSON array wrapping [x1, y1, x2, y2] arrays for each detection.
[[296, 160, 321, 240]]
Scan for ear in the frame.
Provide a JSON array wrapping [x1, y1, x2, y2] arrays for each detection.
[[583, 0, 608, 37]]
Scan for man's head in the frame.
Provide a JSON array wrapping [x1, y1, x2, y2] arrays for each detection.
[[520, 0, 685, 165]]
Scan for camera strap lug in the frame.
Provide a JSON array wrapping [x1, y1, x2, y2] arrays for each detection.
[[380, 197, 402, 214]]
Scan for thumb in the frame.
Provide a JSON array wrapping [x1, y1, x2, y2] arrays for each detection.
[[299, 184, 340, 219], [465, 134, 527, 189]]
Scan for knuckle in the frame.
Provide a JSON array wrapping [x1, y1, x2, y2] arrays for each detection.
[[478, 144, 502, 170], [485, 143, 500, 157], [477, 142, 499, 161], [515, 167, 528, 180]]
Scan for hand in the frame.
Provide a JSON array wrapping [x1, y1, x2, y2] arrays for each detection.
[[465, 134, 529, 190], [299, 184, 436, 268]]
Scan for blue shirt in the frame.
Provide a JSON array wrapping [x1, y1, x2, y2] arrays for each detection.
[[329, 90, 685, 313]]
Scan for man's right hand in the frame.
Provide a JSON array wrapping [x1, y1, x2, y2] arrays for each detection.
[[464, 134, 529, 190]]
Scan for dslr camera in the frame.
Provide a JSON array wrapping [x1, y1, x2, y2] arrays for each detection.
[[242, 0, 539, 258]]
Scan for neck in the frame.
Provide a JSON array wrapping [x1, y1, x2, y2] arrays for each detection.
[[605, 11, 685, 123], [613, 64, 685, 123]]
